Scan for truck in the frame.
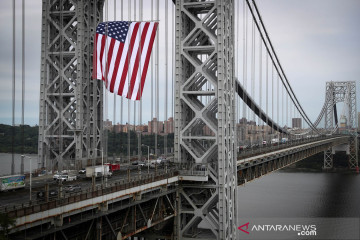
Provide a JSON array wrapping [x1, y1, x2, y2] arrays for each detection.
[[105, 163, 120, 172], [86, 165, 112, 178], [0, 175, 26, 191]]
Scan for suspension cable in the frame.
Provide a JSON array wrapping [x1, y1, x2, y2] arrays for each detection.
[[248, 0, 318, 133], [11, 0, 16, 175], [164, 0, 168, 157], [21, 0, 25, 174]]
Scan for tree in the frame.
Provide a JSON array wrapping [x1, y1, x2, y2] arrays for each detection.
[[0, 213, 16, 239]]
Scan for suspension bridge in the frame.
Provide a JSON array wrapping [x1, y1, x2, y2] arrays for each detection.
[[1, 0, 358, 239]]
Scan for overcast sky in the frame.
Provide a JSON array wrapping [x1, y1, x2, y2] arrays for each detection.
[[0, 0, 359, 127]]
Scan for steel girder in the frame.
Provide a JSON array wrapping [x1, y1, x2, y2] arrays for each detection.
[[174, 0, 237, 239], [38, 0, 104, 172], [323, 81, 358, 169]]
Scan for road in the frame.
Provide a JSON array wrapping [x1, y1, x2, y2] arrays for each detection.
[[0, 164, 172, 208]]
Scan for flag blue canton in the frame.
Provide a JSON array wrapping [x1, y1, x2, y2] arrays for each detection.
[[96, 21, 130, 43]]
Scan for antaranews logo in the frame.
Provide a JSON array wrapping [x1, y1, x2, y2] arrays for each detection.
[[238, 222, 317, 237]]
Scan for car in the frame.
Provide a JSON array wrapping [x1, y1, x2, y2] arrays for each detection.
[[53, 172, 68, 180], [57, 174, 77, 182], [64, 184, 82, 193], [138, 161, 145, 167], [78, 169, 86, 174], [37, 189, 58, 200]]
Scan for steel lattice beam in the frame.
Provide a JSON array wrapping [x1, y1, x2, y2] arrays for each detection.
[[174, 0, 237, 239], [38, 0, 104, 171], [323, 81, 358, 169]]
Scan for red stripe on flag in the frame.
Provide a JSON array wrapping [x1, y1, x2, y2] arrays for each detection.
[[117, 23, 141, 96], [127, 22, 150, 99], [136, 23, 158, 100], [109, 42, 125, 93], [99, 35, 106, 81], [104, 38, 116, 91]]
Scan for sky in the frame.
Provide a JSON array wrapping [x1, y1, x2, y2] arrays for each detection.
[[0, 0, 359, 127]]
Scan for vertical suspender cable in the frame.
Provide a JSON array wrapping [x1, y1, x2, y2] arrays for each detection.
[[259, 34, 262, 138], [235, 0, 239, 125], [243, 0, 247, 121], [271, 64, 274, 134], [11, 0, 16, 175], [120, 0, 123, 159], [251, 19, 255, 123], [138, 0, 143, 162], [127, 0, 131, 165], [277, 74, 279, 133], [112, 0, 116, 162], [286, 89, 288, 129], [282, 79, 284, 128], [21, 0, 25, 174], [164, 0, 168, 157], [266, 53, 268, 139], [172, 2, 175, 125], [151, 0, 154, 139], [104, 0, 109, 163], [155, 0, 159, 157]]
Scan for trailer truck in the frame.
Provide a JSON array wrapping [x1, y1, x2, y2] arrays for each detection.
[[86, 165, 112, 178], [0, 175, 26, 191]]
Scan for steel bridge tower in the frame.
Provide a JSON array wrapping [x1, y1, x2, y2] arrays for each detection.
[[38, 0, 105, 172], [323, 81, 358, 169], [174, 0, 237, 239]]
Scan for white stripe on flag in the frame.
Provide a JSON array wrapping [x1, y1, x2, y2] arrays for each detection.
[[122, 23, 141, 98], [113, 24, 134, 95], [130, 22, 154, 100]]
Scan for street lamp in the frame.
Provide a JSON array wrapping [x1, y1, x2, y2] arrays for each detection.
[[21, 155, 32, 201], [142, 144, 150, 173]]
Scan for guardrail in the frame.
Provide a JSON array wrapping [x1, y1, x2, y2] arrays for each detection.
[[238, 135, 349, 160], [1, 171, 179, 219]]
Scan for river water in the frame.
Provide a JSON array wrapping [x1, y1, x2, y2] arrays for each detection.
[[237, 170, 360, 218], [0, 153, 39, 176]]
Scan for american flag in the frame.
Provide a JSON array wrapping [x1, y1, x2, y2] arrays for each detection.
[[92, 21, 158, 100]]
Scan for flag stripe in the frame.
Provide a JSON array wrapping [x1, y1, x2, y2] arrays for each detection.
[[99, 34, 106, 81], [136, 22, 158, 100], [127, 22, 150, 99], [132, 22, 154, 100], [105, 37, 116, 89], [118, 22, 140, 96], [109, 41, 124, 93]]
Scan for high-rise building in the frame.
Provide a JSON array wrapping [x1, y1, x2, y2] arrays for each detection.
[[292, 118, 302, 129], [358, 112, 360, 130]]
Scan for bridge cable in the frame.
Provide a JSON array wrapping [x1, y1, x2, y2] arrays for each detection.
[[259, 30, 263, 139], [245, 0, 317, 133], [151, 0, 154, 139], [266, 52, 269, 139], [21, 0, 25, 174], [112, 0, 116, 162], [251, 17, 255, 125], [172, 1, 175, 126], [156, 0, 159, 157], [243, 0, 248, 121], [11, 0, 16, 175], [127, 0, 131, 166], [249, 0, 319, 133], [120, 0, 124, 160], [165, 0, 168, 157]]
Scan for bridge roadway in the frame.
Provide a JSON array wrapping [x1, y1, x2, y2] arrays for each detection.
[[2, 135, 350, 239]]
